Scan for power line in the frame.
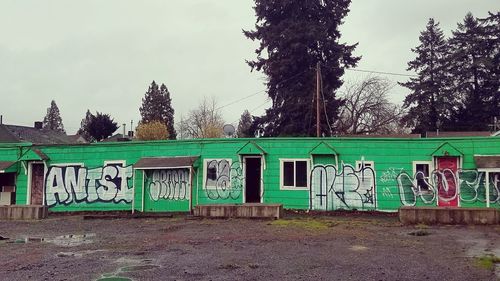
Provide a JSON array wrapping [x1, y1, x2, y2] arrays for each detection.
[[346, 68, 417, 77], [216, 67, 313, 111], [318, 62, 416, 78], [231, 98, 270, 124]]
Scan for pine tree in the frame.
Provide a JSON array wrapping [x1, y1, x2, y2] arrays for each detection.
[[237, 110, 253, 138], [42, 100, 65, 133], [244, 0, 359, 136], [447, 13, 497, 131], [478, 12, 500, 129], [139, 81, 177, 139], [86, 112, 118, 142], [77, 109, 94, 141], [400, 18, 451, 135]]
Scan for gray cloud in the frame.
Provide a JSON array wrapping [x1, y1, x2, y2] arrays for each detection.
[[0, 0, 497, 133]]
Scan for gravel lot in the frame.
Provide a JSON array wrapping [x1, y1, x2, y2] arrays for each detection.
[[0, 213, 499, 281]]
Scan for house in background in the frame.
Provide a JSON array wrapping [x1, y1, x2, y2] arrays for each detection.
[[0, 121, 80, 144]]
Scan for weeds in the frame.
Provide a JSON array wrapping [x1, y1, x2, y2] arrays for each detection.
[[475, 254, 500, 270]]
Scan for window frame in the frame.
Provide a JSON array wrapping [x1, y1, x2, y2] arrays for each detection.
[[279, 158, 311, 191], [412, 161, 433, 190], [203, 158, 233, 190]]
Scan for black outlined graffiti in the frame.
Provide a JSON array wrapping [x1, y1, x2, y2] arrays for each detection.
[[397, 169, 500, 206], [204, 160, 244, 200], [145, 168, 190, 201], [310, 163, 376, 211], [45, 163, 133, 207]]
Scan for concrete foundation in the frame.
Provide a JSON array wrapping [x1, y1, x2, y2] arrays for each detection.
[[193, 203, 283, 219], [0, 205, 48, 220], [399, 206, 500, 225]]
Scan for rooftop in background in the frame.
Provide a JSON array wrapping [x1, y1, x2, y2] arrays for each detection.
[[340, 134, 421, 138], [426, 131, 493, 138], [0, 123, 82, 144]]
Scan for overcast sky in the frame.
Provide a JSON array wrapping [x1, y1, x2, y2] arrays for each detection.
[[0, 1, 498, 134]]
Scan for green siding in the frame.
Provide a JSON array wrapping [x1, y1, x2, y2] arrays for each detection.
[[0, 137, 499, 212]]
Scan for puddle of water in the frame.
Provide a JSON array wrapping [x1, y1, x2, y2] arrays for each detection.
[[97, 276, 132, 281], [48, 233, 96, 247], [350, 245, 368, 251], [7, 233, 96, 247], [97, 256, 160, 281], [57, 249, 106, 258]]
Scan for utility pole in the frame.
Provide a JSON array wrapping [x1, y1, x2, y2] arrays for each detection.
[[316, 61, 321, 138]]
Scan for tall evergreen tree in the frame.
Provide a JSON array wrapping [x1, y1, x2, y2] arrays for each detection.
[[400, 18, 451, 135], [237, 110, 253, 138], [77, 109, 94, 141], [477, 12, 500, 130], [42, 100, 65, 133], [139, 81, 177, 139], [445, 13, 491, 130], [244, 0, 359, 136]]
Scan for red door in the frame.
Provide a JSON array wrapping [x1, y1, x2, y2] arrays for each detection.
[[30, 164, 45, 205], [436, 157, 459, 207]]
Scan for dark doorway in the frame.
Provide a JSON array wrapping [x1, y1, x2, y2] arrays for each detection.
[[244, 157, 262, 203], [30, 163, 45, 205]]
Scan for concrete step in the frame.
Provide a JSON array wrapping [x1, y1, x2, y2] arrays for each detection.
[[0, 205, 48, 220], [193, 203, 283, 219], [399, 206, 500, 225]]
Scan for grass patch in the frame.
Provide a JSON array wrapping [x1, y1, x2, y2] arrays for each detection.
[[408, 230, 430, 236], [270, 219, 337, 230], [475, 254, 500, 270]]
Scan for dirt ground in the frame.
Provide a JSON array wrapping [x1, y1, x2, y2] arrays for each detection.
[[0, 213, 499, 281]]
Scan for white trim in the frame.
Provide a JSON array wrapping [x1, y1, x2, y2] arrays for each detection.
[[486, 172, 490, 208], [477, 168, 500, 172], [132, 168, 136, 214], [279, 158, 311, 191], [411, 161, 433, 192], [243, 156, 264, 203], [202, 158, 232, 190], [412, 161, 434, 176], [141, 170, 145, 212]]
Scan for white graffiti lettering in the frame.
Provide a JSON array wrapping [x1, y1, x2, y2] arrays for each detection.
[[146, 169, 190, 201], [45, 163, 133, 207], [310, 163, 376, 211]]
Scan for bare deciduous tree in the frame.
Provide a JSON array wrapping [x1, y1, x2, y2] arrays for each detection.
[[335, 77, 407, 135], [179, 97, 225, 139]]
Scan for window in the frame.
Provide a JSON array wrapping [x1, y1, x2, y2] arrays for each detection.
[[204, 159, 232, 189], [280, 159, 310, 190], [413, 161, 432, 190]]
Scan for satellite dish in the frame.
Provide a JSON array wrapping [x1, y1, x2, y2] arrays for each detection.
[[223, 124, 235, 138], [255, 129, 264, 138]]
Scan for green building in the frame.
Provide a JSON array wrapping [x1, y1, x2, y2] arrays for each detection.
[[0, 136, 499, 213]]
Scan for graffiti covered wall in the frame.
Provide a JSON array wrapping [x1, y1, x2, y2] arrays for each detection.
[[203, 159, 244, 201], [45, 162, 133, 209], [310, 163, 376, 211], [397, 169, 500, 207]]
